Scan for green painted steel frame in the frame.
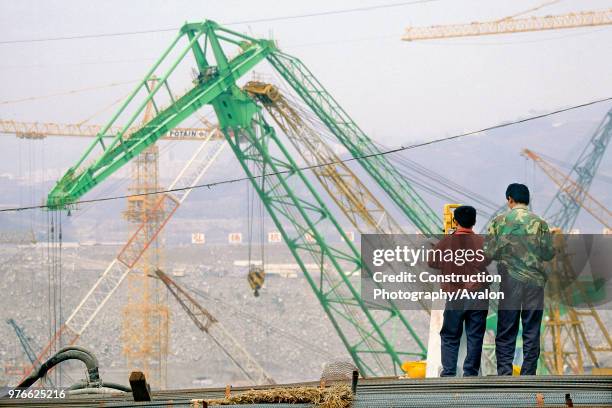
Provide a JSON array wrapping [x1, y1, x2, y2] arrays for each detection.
[[222, 106, 425, 375], [267, 51, 441, 236], [46, 20, 431, 375], [479, 108, 612, 375], [47, 21, 274, 209]]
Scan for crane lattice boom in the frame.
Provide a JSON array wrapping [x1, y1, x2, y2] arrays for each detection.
[[244, 81, 404, 235], [19, 132, 225, 383], [402, 9, 612, 41], [0, 119, 220, 141], [155, 270, 275, 385], [267, 52, 441, 235]]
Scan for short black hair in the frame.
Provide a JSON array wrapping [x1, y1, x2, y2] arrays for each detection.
[[454, 205, 476, 228], [505, 183, 530, 205]]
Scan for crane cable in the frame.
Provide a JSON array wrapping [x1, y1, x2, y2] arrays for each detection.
[[498, 0, 562, 22], [277, 84, 500, 215], [276, 80, 500, 208], [43, 208, 64, 385], [0, 80, 138, 105], [381, 151, 500, 209], [384, 155, 499, 214], [245, 153, 266, 296], [76, 93, 128, 126]]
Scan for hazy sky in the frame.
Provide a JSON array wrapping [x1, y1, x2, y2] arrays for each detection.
[[1, 0, 611, 140], [0, 0, 611, 232]]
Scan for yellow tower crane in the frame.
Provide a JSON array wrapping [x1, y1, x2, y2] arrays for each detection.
[[120, 77, 169, 388], [402, 3, 612, 42], [0, 119, 220, 141], [0, 104, 217, 388]]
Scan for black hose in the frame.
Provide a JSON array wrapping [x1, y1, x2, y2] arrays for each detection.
[[57, 346, 99, 366], [17, 346, 100, 389]]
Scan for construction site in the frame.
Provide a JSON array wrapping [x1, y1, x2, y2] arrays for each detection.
[[0, 1, 611, 407]]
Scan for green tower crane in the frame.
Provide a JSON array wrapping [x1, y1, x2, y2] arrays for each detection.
[[46, 20, 437, 376], [543, 107, 612, 231]]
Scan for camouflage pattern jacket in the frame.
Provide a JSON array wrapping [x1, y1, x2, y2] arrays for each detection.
[[484, 204, 555, 287]]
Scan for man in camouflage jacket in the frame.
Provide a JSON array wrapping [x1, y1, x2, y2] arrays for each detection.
[[485, 183, 555, 375]]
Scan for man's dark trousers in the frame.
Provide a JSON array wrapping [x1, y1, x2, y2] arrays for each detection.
[[440, 297, 488, 377], [496, 273, 544, 375]]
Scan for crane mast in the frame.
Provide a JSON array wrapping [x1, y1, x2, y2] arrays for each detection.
[[541, 232, 612, 374], [481, 107, 612, 232], [19, 132, 225, 384], [121, 78, 168, 388]]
